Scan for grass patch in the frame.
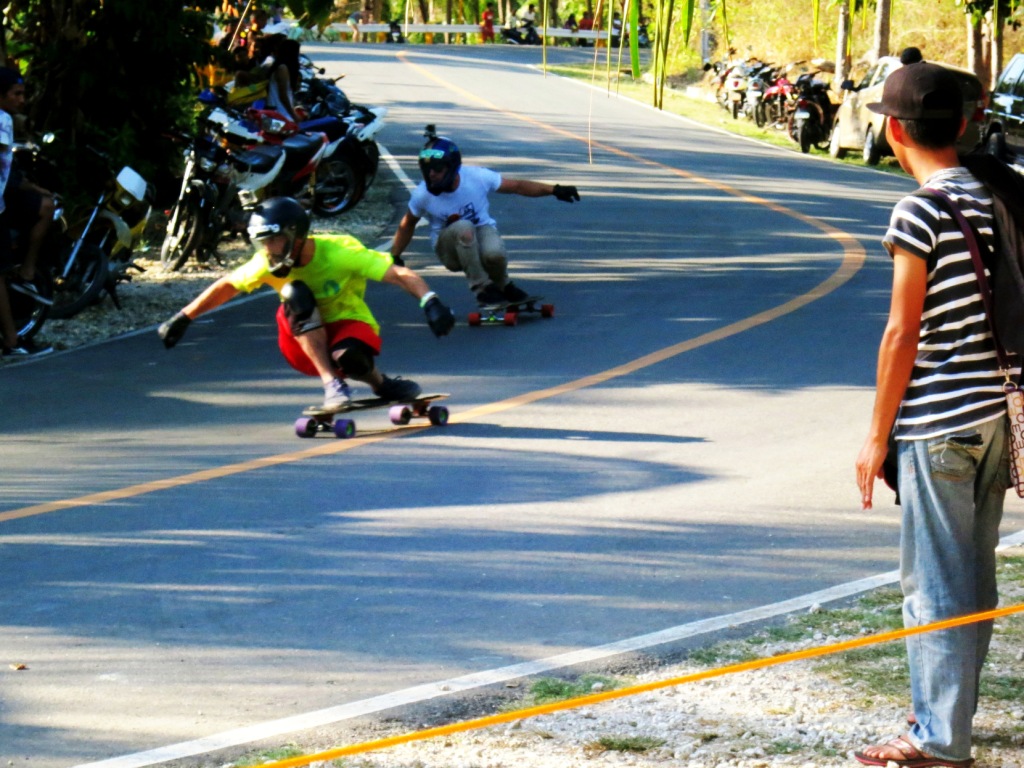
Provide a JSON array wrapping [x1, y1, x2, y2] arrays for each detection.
[[766, 738, 803, 755], [588, 734, 666, 752], [524, 673, 624, 704], [230, 745, 305, 767]]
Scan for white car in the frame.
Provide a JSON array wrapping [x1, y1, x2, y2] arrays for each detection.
[[829, 56, 985, 164]]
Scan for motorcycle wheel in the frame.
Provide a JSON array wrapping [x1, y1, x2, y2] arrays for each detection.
[[754, 102, 767, 128], [160, 195, 202, 272], [50, 242, 109, 320], [863, 127, 882, 165], [786, 112, 799, 143], [731, 99, 740, 120], [314, 156, 364, 216], [798, 121, 813, 154], [9, 270, 52, 340]]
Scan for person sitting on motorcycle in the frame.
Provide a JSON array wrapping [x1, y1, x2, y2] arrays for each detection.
[[158, 197, 455, 409], [388, 133, 581, 307]]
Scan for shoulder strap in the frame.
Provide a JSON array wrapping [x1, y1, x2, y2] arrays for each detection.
[[924, 187, 1011, 372]]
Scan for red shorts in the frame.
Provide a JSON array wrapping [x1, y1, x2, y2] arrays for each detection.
[[275, 304, 381, 378]]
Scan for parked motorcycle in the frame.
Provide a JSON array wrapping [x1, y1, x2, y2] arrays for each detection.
[[787, 72, 834, 153], [501, 18, 541, 45], [762, 68, 798, 128], [50, 149, 154, 318], [744, 62, 775, 127]]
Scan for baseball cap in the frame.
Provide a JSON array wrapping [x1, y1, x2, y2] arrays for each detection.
[[867, 62, 963, 120]]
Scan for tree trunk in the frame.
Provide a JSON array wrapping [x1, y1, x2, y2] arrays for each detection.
[[967, 13, 984, 77], [871, 0, 889, 64], [991, 3, 1004, 91], [835, 0, 850, 84]]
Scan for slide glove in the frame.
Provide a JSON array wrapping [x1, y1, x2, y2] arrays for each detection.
[[159, 311, 191, 349], [423, 295, 455, 337], [553, 184, 580, 203]]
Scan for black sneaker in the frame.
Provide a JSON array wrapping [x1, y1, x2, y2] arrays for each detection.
[[475, 283, 506, 307], [502, 281, 530, 304], [375, 374, 422, 402], [3, 337, 54, 358]]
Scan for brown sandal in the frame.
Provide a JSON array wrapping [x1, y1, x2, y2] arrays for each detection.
[[854, 735, 974, 767]]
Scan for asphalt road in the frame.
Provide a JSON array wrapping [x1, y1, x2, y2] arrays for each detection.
[[2, 43, 1022, 767]]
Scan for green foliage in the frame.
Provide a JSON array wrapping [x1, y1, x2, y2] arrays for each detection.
[[4, 0, 221, 202]]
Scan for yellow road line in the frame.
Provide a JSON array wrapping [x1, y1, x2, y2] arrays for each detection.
[[0, 59, 866, 525], [259, 603, 1024, 768]]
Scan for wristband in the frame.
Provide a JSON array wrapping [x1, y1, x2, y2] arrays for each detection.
[[419, 291, 437, 309]]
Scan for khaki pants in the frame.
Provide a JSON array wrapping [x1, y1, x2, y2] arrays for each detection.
[[435, 220, 508, 292]]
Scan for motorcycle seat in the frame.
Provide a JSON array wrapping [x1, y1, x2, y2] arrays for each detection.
[[300, 117, 347, 142], [282, 132, 328, 164], [230, 145, 282, 174]]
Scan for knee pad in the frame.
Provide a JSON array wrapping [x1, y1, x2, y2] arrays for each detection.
[[281, 280, 323, 336], [331, 338, 375, 378]]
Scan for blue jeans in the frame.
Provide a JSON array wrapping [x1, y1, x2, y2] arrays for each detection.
[[896, 415, 1009, 761]]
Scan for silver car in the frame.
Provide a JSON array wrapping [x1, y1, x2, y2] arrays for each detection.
[[828, 56, 985, 164]]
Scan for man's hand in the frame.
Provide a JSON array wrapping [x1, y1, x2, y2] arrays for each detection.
[[158, 311, 191, 349], [553, 184, 580, 203], [423, 295, 455, 337]]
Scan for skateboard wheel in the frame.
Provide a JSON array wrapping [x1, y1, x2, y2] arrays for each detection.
[[467, 312, 482, 326], [427, 405, 449, 426], [503, 311, 518, 326], [333, 419, 356, 439], [541, 304, 555, 318], [295, 417, 318, 438], [389, 404, 412, 425]]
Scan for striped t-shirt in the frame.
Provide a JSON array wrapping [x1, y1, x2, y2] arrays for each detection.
[[884, 166, 1016, 441]]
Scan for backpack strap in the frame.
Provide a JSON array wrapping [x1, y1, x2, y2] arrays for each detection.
[[925, 187, 1013, 376]]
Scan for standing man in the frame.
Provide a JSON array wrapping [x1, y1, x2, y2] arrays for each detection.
[[389, 133, 580, 306], [159, 198, 454, 409], [854, 62, 1011, 768]]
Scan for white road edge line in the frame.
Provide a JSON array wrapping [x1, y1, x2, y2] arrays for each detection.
[[73, 530, 1024, 768]]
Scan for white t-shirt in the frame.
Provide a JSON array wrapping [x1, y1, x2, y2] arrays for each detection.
[[408, 165, 502, 247], [0, 110, 13, 214]]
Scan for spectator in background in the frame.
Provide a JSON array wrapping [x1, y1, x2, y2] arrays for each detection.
[[347, 8, 364, 42], [577, 10, 594, 46], [480, 2, 496, 43]]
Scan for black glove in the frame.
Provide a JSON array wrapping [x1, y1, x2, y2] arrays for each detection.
[[423, 295, 455, 337], [553, 184, 580, 203], [391, 253, 405, 267], [158, 311, 191, 349]]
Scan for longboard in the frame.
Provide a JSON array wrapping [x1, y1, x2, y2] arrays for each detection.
[[295, 393, 450, 439], [467, 296, 554, 327]]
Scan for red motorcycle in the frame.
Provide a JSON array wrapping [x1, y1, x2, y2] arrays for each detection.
[[761, 74, 794, 127]]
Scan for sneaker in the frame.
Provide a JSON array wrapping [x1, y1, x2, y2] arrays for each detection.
[[475, 283, 506, 307], [502, 281, 530, 304], [322, 378, 352, 409], [3, 337, 54, 358], [375, 374, 422, 402]]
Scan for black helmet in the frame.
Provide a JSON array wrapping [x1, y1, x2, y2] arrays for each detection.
[[418, 137, 462, 195], [247, 197, 310, 276]]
